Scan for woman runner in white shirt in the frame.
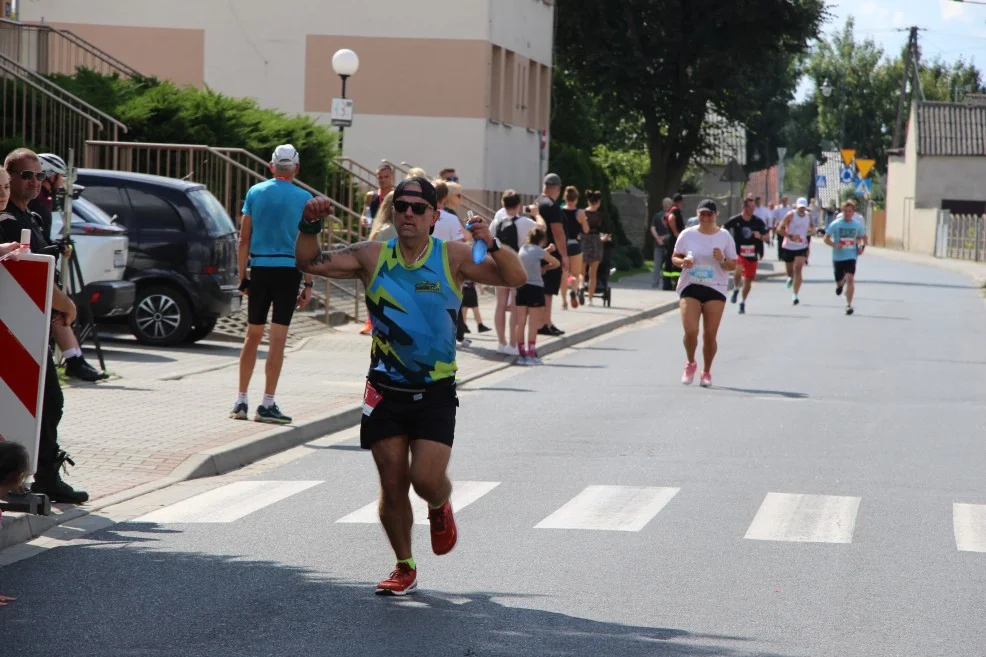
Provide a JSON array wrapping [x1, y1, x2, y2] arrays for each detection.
[[671, 199, 737, 387]]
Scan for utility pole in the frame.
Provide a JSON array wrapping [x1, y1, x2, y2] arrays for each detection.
[[892, 26, 926, 150]]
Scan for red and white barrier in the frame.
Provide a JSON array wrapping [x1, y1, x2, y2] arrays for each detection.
[[0, 243, 55, 475]]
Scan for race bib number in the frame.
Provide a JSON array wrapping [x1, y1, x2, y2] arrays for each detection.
[[363, 381, 383, 416], [839, 237, 856, 248], [739, 245, 756, 257], [690, 266, 714, 281]]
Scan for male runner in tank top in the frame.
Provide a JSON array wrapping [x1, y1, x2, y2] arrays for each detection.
[[776, 197, 814, 305], [295, 177, 527, 596]]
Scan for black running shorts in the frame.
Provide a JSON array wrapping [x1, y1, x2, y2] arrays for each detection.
[[542, 267, 562, 296], [515, 283, 546, 308], [780, 247, 808, 263], [680, 284, 727, 304], [461, 283, 479, 308], [833, 259, 857, 281], [247, 266, 302, 326], [360, 377, 458, 450]]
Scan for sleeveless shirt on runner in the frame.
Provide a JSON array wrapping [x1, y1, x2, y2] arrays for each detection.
[[366, 237, 462, 386], [782, 212, 811, 251]]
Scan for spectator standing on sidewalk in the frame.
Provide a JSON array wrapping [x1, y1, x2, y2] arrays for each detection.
[[560, 186, 588, 309], [490, 189, 537, 354], [368, 191, 396, 242], [537, 173, 568, 336], [231, 144, 313, 425], [361, 163, 397, 334], [650, 197, 672, 288], [515, 227, 559, 365], [663, 194, 686, 291], [583, 190, 609, 303], [0, 148, 89, 504]]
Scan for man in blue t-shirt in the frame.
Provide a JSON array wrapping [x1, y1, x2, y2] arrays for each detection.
[[231, 144, 313, 424], [824, 199, 868, 316]]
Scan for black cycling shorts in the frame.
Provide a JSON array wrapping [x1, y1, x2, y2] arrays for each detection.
[[833, 259, 857, 281], [461, 283, 479, 308], [680, 284, 727, 304], [542, 266, 562, 296], [360, 377, 458, 450], [780, 247, 808, 263], [247, 266, 302, 326], [515, 284, 546, 308]]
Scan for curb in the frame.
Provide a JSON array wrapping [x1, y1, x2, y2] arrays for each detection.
[[1, 272, 783, 551]]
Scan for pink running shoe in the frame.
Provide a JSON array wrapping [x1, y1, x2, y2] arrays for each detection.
[[681, 362, 698, 385], [700, 372, 712, 387]]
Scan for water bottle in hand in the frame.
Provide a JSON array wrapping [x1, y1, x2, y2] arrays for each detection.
[[467, 210, 487, 263], [685, 250, 694, 268]]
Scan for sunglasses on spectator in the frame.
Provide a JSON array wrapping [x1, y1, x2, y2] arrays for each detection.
[[446, 176, 459, 182], [394, 200, 432, 215], [10, 169, 46, 182]]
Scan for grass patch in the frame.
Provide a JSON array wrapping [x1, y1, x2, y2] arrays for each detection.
[[610, 261, 655, 282]]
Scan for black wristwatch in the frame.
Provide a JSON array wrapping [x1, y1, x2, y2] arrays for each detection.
[[487, 237, 501, 253]]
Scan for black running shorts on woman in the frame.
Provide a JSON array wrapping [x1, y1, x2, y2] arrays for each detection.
[[680, 283, 726, 304], [247, 266, 302, 325], [360, 378, 458, 449]]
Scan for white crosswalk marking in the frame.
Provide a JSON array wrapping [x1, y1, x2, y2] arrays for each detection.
[[534, 485, 680, 532], [134, 481, 323, 523], [953, 503, 986, 553], [744, 493, 860, 543], [335, 481, 500, 525]]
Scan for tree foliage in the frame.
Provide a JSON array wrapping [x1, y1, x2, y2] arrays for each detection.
[[48, 69, 339, 189], [555, 0, 826, 218]]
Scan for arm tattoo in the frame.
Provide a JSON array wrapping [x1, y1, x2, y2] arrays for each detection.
[[310, 241, 372, 268]]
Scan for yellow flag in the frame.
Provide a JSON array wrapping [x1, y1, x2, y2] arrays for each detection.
[[856, 159, 876, 179], [840, 149, 856, 166]]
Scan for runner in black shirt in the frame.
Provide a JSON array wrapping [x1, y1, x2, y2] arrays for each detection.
[[722, 198, 767, 314]]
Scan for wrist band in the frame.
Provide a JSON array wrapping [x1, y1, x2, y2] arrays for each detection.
[[239, 279, 250, 292], [298, 217, 324, 235]]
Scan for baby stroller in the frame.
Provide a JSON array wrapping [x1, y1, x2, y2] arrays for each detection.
[[579, 240, 614, 307]]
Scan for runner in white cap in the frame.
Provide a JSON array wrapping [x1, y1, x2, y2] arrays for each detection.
[[776, 197, 814, 305]]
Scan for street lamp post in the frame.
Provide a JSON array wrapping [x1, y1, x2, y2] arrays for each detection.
[[331, 48, 360, 156]]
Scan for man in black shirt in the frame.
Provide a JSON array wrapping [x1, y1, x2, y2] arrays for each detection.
[[650, 197, 671, 288], [536, 173, 568, 336], [722, 198, 767, 314], [1, 149, 89, 504], [662, 193, 685, 291]]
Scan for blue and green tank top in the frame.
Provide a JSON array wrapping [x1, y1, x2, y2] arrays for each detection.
[[366, 237, 462, 386]]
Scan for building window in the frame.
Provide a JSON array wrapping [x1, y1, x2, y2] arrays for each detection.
[[527, 60, 538, 130], [539, 64, 550, 130], [490, 45, 503, 121], [504, 50, 516, 125]]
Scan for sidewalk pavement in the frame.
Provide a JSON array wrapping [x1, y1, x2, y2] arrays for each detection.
[[1, 266, 780, 549]]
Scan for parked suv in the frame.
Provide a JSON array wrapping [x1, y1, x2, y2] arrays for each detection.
[[76, 170, 242, 346]]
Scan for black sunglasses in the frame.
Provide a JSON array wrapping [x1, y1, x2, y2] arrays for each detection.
[[446, 176, 459, 182], [394, 200, 431, 215], [10, 169, 46, 182]]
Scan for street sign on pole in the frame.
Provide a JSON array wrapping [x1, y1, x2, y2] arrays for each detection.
[[720, 157, 747, 183], [840, 148, 856, 166], [855, 178, 872, 196], [815, 175, 827, 189], [840, 167, 855, 185], [330, 98, 354, 127], [856, 159, 876, 179], [777, 147, 788, 160]]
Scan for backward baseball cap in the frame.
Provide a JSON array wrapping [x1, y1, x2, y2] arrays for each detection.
[[272, 144, 300, 166]]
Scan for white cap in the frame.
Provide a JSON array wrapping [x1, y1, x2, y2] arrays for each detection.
[[796, 197, 809, 209], [272, 144, 300, 167]]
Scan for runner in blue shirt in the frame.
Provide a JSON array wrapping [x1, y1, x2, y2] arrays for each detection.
[[824, 199, 868, 316], [231, 144, 313, 423]]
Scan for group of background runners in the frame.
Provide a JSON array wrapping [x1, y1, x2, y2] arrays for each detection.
[[672, 196, 868, 387]]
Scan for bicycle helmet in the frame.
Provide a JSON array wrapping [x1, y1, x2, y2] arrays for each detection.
[[38, 153, 68, 178]]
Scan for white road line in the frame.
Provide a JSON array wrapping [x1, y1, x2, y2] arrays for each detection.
[[534, 485, 680, 532], [953, 503, 986, 553], [133, 480, 323, 523], [744, 492, 860, 543], [336, 481, 500, 525]]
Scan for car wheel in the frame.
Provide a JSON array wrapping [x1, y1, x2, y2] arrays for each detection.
[[184, 319, 218, 344], [129, 285, 192, 346]]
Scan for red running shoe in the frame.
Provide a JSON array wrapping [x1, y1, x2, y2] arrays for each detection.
[[428, 500, 458, 555], [359, 319, 373, 335], [376, 562, 417, 596]]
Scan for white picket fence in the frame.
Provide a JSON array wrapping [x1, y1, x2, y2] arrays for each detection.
[[935, 212, 986, 262]]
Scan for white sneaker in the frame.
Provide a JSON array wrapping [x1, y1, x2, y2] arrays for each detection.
[[457, 338, 472, 348], [496, 344, 520, 356]]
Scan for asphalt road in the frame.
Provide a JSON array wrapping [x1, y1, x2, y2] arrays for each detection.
[[4, 247, 985, 657]]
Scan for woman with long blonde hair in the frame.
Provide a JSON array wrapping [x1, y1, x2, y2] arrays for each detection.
[[368, 191, 396, 242]]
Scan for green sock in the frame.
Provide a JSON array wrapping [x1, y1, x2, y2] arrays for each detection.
[[398, 557, 416, 570]]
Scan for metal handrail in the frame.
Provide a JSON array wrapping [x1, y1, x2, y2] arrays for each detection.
[[0, 18, 140, 78], [0, 52, 128, 133], [0, 57, 105, 130]]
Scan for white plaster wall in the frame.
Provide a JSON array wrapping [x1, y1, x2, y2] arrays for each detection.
[[484, 121, 544, 198], [490, 0, 554, 65]]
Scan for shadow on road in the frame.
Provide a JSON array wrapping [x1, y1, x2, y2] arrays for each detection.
[[0, 532, 797, 657], [713, 386, 808, 399]]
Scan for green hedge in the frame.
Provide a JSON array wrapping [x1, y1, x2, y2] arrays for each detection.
[[48, 69, 338, 189]]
